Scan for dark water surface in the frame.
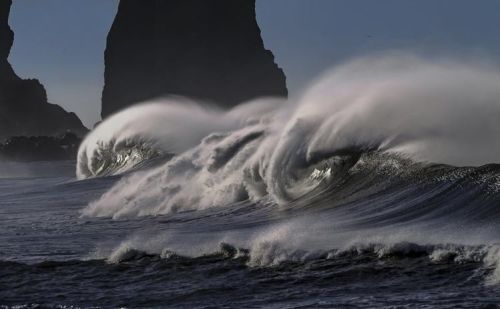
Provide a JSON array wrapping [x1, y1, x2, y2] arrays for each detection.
[[1, 159, 500, 308]]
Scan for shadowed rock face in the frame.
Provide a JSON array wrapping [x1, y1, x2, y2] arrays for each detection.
[[102, 0, 287, 118], [0, 0, 87, 141], [0, 0, 15, 82], [0, 132, 81, 161]]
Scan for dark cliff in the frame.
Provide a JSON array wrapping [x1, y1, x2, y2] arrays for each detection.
[[101, 0, 287, 118], [0, 0, 87, 141]]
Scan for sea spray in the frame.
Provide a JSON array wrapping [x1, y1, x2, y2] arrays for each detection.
[[79, 54, 500, 218]]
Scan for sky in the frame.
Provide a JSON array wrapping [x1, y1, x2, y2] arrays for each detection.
[[8, 0, 500, 127]]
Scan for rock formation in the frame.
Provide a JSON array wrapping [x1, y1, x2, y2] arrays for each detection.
[[0, 132, 81, 161], [101, 0, 287, 118], [0, 0, 87, 141]]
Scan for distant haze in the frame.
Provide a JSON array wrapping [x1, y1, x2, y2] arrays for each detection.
[[8, 0, 500, 127]]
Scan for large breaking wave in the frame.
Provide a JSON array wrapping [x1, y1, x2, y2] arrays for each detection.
[[75, 54, 500, 283], [78, 54, 500, 214]]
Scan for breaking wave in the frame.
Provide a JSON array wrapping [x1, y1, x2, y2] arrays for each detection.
[[78, 54, 500, 216], [102, 241, 500, 285], [73, 54, 500, 288]]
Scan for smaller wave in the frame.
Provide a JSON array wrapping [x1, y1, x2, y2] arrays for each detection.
[[3, 241, 498, 280], [101, 240, 500, 284], [3, 242, 498, 308]]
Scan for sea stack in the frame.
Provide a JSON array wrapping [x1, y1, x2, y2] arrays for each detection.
[[0, 0, 87, 141], [101, 0, 287, 118]]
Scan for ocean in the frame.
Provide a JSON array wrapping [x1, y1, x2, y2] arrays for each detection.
[[2, 55, 500, 308]]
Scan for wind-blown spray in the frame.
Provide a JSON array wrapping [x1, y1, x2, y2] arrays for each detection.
[[78, 54, 500, 217]]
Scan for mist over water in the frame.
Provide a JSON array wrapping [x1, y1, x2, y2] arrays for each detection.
[[299, 54, 500, 166]]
